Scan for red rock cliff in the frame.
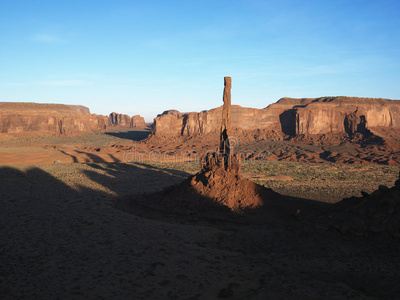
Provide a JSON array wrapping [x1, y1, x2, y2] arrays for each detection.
[[293, 97, 400, 135], [152, 97, 400, 137]]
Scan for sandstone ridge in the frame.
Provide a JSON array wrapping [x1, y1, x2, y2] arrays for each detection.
[[151, 96, 400, 137]]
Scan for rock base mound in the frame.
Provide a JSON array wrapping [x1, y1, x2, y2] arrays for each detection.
[[187, 165, 271, 212], [117, 165, 281, 220]]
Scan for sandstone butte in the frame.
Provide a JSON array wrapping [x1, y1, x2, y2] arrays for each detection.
[[151, 96, 400, 137], [108, 112, 146, 129]]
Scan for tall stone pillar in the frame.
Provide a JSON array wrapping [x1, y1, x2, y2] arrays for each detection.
[[201, 76, 240, 174], [220, 76, 232, 169]]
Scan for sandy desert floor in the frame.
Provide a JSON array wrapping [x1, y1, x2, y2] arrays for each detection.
[[1, 130, 400, 299]]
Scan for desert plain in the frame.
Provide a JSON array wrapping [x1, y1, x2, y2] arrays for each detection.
[[1, 118, 400, 299]]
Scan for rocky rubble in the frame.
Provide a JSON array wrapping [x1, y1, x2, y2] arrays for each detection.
[[331, 172, 400, 237]]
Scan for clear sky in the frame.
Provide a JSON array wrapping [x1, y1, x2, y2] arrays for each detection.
[[1, 0, 400, 121]]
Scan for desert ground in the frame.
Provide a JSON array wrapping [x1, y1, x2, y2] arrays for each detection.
[[1, 129, 400, 299]]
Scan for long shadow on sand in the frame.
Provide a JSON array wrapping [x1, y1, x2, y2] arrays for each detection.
[[0, 163, 189, 299], [111, 164, 400, 298], [105, 129, 151, 141]]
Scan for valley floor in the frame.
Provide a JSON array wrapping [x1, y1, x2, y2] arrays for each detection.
[[1, 130, 400, 299]]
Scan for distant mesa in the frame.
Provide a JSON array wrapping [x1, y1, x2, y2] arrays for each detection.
[[0, 102, 107, 136], [151, 96, 400, 138], [2, 96, 400, 143], [0, 102, 149, 137], [108, 112, 146, 129]]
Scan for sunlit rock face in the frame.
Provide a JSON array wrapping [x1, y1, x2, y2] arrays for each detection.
[[294, 97, 400, 135], [151, 96, 400, 137]]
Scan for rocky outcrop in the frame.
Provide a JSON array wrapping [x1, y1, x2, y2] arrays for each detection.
[[0, 102, 107, 135], [108, 112, 146, 128], [151, 97, 400, 137]]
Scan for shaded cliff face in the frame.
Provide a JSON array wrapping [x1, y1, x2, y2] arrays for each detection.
[[0, 102, 108, 135], [151, 97, 400, 137], [108, 112, 146, 128]]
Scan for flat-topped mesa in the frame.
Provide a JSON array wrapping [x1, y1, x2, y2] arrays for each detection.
[[201, 77, 241, 174], [0, 102, 108, 135]]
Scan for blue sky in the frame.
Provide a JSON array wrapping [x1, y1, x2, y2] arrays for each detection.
[[1, 0, 400, 121]]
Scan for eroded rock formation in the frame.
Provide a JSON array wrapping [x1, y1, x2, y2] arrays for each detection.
[[220, 77, 232, 163], [108, 112, 146, 128], [131, 115, 146, 128], [151, 96, 400, 138], [109, 112, 131, 127], [0, 102, 108, 135], [202, 77, 241, 174], [118, 77, 275, 215]]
